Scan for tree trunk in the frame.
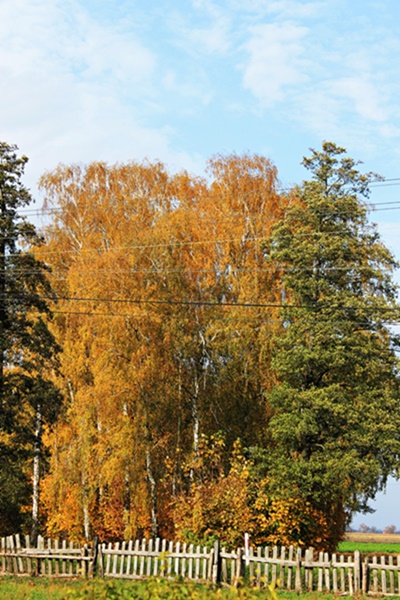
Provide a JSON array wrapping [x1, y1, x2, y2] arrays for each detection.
[[0, 187, 5, 407], [189, 373, 200, 483], [31, 402, 42, 544], [82, 472, 90, 540], [146, 449, 158, 538]]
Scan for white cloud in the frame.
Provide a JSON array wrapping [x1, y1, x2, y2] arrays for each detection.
[[2, 0, 400, 215], [329, 77, 386, 122], [240, 23, 309, 105], [0, 0, 200, 197], [237, 3, 399, 153], [70, 19, 155, 86], [0, 0, 155, 88]]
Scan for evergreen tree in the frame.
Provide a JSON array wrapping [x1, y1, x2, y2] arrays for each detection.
[[263, 142, 400, 549], [0, 142, 60, 537]]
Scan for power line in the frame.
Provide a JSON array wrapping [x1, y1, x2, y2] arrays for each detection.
[[3, 261, 398, 276], [0, 235, 347, 259], [8, 292, 399, 313], [48, 308, 400, 326], [12, 176, 400, 218], [16, 199, 400, 219], [10, 226, 398, 260]]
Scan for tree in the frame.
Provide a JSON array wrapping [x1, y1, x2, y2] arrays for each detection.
[[263, 141, 400, 549], [39, 154, 286, 541], [0, 142, 60, 538]]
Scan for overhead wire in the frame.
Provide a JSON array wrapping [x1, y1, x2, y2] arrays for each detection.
[[4, 291, 399, 314], [47, 308, 400, 327], [1, 177, 399, 321], [11, 175, 400, 218], [4, 222, 400, 259], [2, 259, 398, 276]]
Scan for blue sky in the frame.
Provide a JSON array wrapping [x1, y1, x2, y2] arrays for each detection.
[[1, 0, 400, 530]]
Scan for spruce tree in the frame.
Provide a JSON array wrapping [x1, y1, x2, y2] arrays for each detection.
[[0, 141, 60, 537], [264, 141, 400, 549]]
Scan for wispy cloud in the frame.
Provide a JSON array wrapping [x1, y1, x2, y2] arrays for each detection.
[[168, 1, 232, 56], [329, 77, 386, 122], [0, 0, 156, 91], [0, 0, 201, 191], [237, 0, 400, 152], [2, 0, 400, 210], [258, 0, 324, 18], [240, 23, 309, 105]]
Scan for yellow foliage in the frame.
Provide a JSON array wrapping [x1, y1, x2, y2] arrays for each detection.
[[38, 154, 319, 545]]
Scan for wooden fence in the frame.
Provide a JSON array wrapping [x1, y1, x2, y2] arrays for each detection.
[[0, 534, 91, 578], [2, 534, 400, 595]]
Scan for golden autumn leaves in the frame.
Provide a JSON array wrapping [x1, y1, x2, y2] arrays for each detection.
[[28, 145, 400, 551], [37, 154, 292, 545]]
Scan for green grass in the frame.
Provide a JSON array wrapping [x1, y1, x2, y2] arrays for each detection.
[[0, 577, 278, 600], [337, 541, 400, 554], [278, 595, 354, 600], [0, 577, 370, 599], [0, 576, 80, 599]]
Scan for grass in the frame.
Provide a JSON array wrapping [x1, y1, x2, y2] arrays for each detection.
[[338, 532, 400, 554], [0, 576, 79, 599], [338, 541, 400, 554], [0, 577, 365, 600], [0, 577, 280, 600]]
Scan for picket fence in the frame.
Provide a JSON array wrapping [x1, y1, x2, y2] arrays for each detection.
[[2, 534, 400, 595]]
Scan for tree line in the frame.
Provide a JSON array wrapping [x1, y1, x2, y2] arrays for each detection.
[[1, 140, 399, 550]]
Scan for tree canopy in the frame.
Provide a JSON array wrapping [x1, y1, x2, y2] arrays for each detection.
[[0, 142, 60, 536], [1, 141, 399, 551], [263, 142, 400, 548]]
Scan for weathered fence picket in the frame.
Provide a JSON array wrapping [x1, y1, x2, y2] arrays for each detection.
[[2, 533, 400, 596], [97, 538, 213, 582]]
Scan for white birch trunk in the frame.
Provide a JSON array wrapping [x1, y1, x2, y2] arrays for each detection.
[[146, 449, 158, 538], [31, 402, 42, 543]]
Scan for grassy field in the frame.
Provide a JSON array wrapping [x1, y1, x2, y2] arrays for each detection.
[[345, 532, 400, 544], [338, 532, 400, 554], [0, 577, 280, 600], [0, 577, 361, 600]]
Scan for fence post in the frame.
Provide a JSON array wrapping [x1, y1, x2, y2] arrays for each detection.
[[211, 539, 221, 585], [295, 547, 302, 593], [34, 535, 43, 576], [0, 537, 4, 574], [234, 548, 245, 587], [90, 536, 99, 578], [305, 547, 314, 591], [81, 544, 88, 578], [98, 543, 105, 578], [362, 556, 369, 594], [354, 550, 361, 593]]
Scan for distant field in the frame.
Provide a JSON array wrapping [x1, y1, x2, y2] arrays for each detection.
[[338, 532, 400, 554], [345, 532, 400, 544]]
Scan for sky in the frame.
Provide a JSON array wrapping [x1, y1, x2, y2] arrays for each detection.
[[1, 0, 400, 531]]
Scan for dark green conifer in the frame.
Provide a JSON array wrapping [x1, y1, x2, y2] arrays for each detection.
[[0, 142, 60, 537], [264, 141, 400, 549]]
